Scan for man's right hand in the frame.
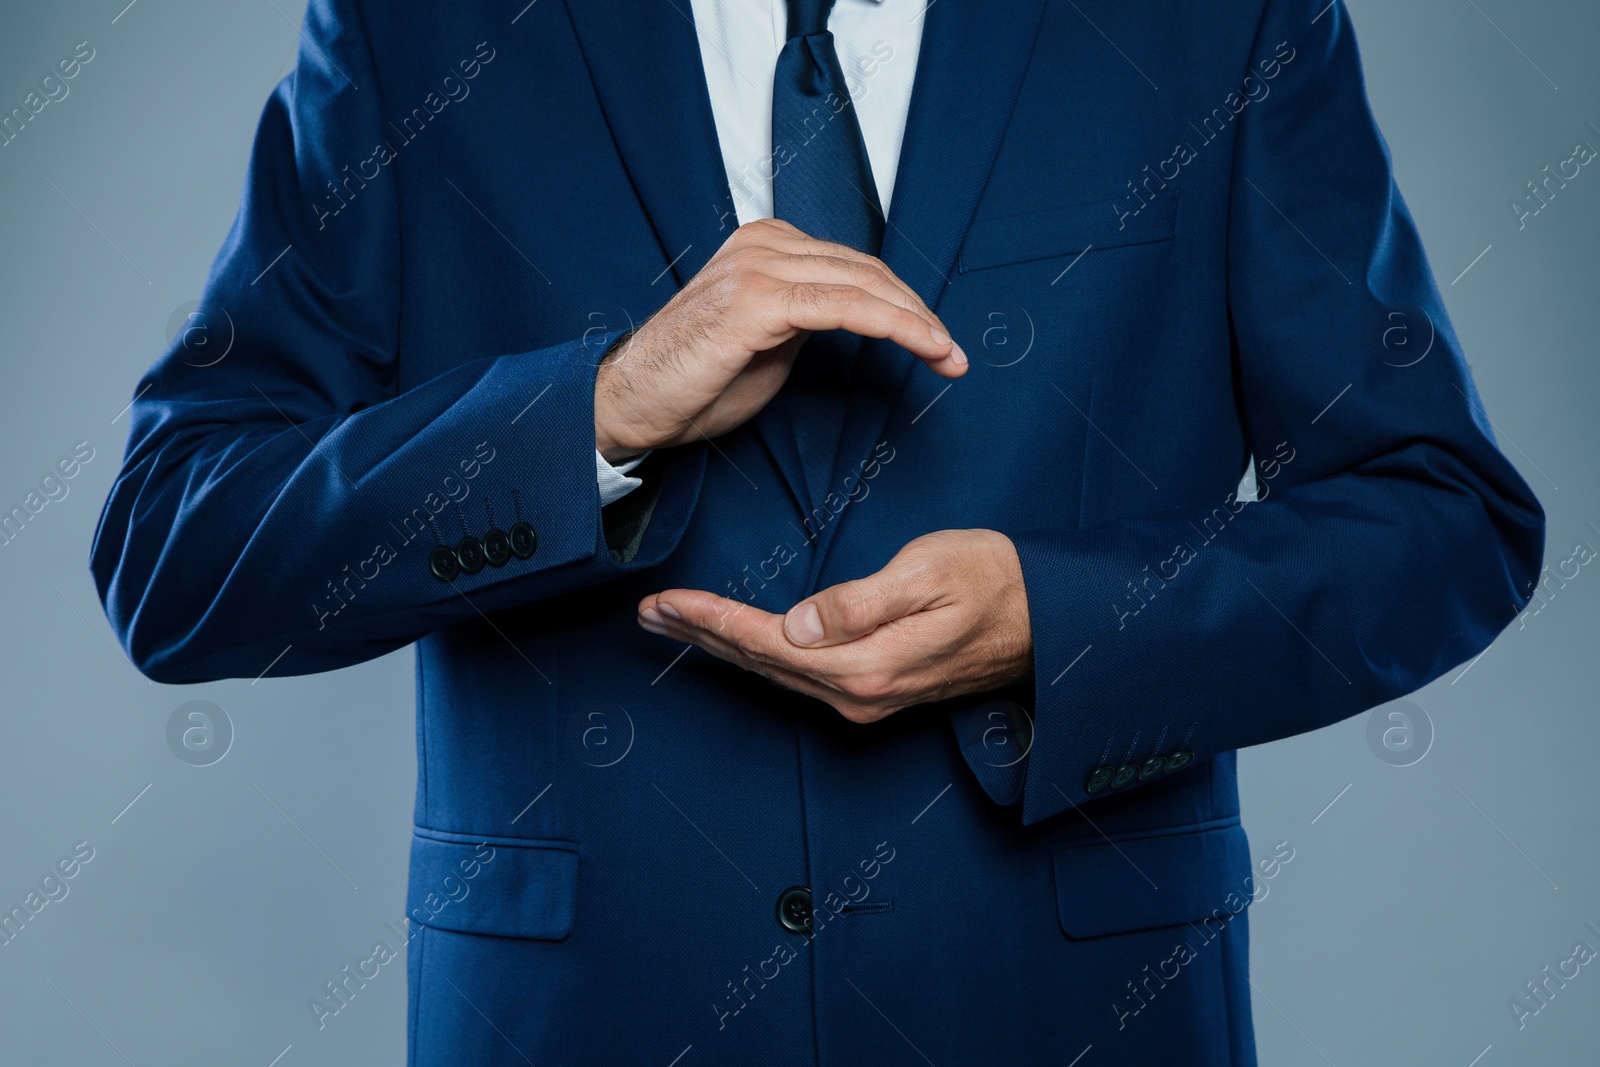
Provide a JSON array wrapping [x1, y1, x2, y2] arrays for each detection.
[[593, 217, 966, 462]]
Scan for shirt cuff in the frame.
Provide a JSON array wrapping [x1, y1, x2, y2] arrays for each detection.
[[596, 449, 650, 506]]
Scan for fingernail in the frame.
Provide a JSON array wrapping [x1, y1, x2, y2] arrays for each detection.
[[949, 342, 968, 366], [930, 327, 952, 347], [787, 602, 825, 646], [639, 607, 666, 633], [657, 602, 682, 620]]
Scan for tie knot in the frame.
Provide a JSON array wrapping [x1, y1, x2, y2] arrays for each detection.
[[786, 0, 837, 38]]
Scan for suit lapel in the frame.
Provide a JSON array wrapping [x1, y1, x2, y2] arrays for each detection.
[[804, 0, 1051, 577], [562, 0, 816, 518], [561, 0, 728, 286]]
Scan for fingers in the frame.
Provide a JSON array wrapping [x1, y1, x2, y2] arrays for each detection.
[[766, 254, 967, 372], [637, 584, 949, 724], [757, 230, 933, 320], [784, 559, 935, 649], [725, 220, 968, 375], [761, 250, 926, 322], [640, 589, 786, 652], [775, 283, 967, 375], [636, 587, 865, 686], [652, 611, 830, 700], [638, 590, 847, 699]]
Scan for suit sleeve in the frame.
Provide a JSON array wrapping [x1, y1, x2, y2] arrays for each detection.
[[949, 0, 1544, 825], [89, 0, 704, 684]]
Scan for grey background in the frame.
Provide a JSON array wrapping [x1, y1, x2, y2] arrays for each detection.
[[0, 1, 1595, 1064]]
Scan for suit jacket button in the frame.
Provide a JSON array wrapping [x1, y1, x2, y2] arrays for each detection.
[[509, 521, 538, 559], [776, 885, 813, 935], [428, 545, 460, 582], [456, 536, 486, 574], [482, 527, 511, 567], [1085, 766, 1114, 794], [1164, 750, 1195, 774], [1139, 756, 1167, 781], [1109, 764, 1139, 789]]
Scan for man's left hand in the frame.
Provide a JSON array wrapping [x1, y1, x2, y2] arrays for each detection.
[[638, 530, 1033, 723]]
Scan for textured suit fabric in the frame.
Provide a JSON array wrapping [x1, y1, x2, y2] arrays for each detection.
[[90, 0, 1544, 1063]]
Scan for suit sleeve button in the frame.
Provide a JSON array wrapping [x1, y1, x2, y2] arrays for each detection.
[[1139, 756, 1167, 781], [1109, 763, 1139, 789], [509, 521, 538, 559], [456, 536, 486, 574], [1085, 766, 1114, 794], [428, 545, 460, 582], [482, 527, 511, 567], [1163, 750, 1195, 774]]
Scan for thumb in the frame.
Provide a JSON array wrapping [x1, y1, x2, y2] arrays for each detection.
[[784, 558, 932, 648]]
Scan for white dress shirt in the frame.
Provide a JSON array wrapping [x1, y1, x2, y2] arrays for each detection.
[[596, 0, 925, 505]]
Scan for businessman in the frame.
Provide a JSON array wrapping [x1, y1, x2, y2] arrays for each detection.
[[93, 0, 1544, 1063]]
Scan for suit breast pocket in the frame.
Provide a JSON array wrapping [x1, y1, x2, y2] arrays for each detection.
[[957, 192, 1180, 273]]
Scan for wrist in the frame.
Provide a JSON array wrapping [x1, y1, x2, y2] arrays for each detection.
[[595, 415, 649, 464], [594, 330, 643, 462], [594, 420, 634, 464]]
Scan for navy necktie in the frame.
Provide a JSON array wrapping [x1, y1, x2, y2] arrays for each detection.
[[771, 0, 886, 253], [771, 0, 886, 513]]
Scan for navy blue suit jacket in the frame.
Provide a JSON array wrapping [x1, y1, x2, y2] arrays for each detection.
[[92, 0, 1543, 1063]]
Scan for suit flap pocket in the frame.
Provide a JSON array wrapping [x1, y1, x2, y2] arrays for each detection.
[[408, 828, 579, 941], [958, 193, 1179, 272], [1052, 821, 1249, 939]]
